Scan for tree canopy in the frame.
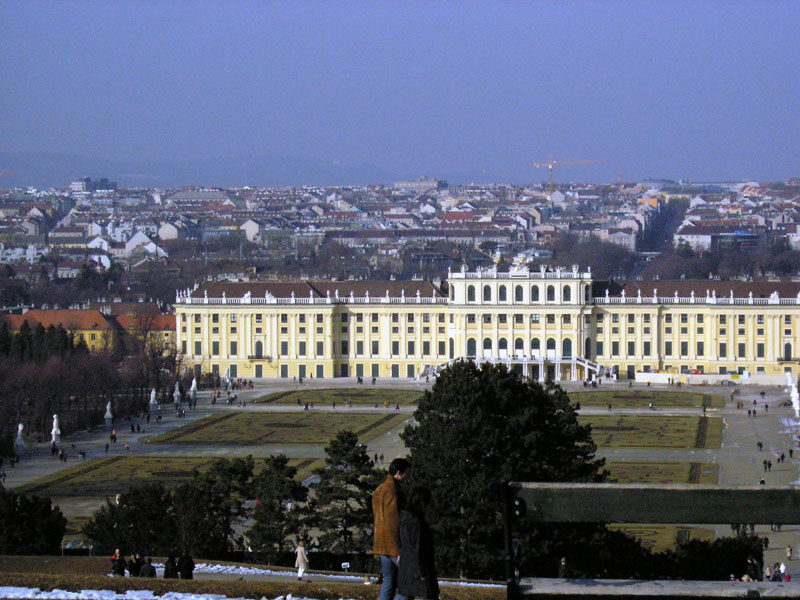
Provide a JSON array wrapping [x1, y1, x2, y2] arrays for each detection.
[[249, 455, 309, 563], [401, 361, 608, 578], [0, 486, 66, 555], [311, 430, 382, 554]]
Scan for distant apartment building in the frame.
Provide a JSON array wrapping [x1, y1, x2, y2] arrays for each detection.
[[69, 177, 118, 193], [393, 177, 445, 194]]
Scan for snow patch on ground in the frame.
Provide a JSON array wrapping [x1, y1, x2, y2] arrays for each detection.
[[0, 588, 267, 600], [190, 563, 501, 588]]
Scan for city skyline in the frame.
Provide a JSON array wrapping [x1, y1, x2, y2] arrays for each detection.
[[2, 1, 799, 187]]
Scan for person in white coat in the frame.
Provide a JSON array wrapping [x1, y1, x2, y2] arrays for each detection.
[[295, 541, 309, 580]]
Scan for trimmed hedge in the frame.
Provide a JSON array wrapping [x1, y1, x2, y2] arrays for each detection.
[[0, 573, 504, 600]]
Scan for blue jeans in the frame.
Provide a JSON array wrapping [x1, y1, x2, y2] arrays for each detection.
[[380, 555, 409, 600]]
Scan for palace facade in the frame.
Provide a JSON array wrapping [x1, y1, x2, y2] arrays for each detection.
[[174, 265, 800, 381]]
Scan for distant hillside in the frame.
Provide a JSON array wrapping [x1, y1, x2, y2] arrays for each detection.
[[0, 151, 393, 189], [0, 151, 523, 189]]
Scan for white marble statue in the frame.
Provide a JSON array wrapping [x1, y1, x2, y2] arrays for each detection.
[[173, 381, 182, 405], [15, 423, 24, 450], [51, 414, 61, 444], [104, 401, 113, 427]]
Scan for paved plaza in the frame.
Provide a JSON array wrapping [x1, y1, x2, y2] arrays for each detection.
[[6, 377, 800, 580]]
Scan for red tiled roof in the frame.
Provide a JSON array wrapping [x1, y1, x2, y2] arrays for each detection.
[[115, 314, 175, 331], [2, 309, 115, 331]]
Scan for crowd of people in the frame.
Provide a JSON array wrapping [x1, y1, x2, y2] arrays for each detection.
[[110, 548, 194, 579]]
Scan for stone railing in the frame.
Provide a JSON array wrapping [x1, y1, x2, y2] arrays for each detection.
[[594, 294, 799, 306], [450, 269, 591, 280], [176, 294, 448, 306]]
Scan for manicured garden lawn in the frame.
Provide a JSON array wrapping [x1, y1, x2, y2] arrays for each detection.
[[149, 411, 410, 445], [605, 461, 718, 552], [605, 461, 719, 484], [570, 389, 723, 408], [612, 523, 715, 552], [581, 415, 722, 449], [16, 455, 325, 499], [254, 387, 423, 406]]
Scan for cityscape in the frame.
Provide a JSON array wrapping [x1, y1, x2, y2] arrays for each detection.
[[2, 1, 800, 599]]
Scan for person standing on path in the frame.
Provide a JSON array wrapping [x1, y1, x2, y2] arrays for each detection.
[[177, 550, 195, 579], [373, 457, 410, 600], [787, 545, 793, 561], [397, 487, 439, 600], [295, 541, 309, 580], [139, 558, 156, 578], [163, 554, 178, 579], [110, 549, 126, 577]]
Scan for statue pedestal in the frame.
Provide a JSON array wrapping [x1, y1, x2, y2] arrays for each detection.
[[105, 417, 113, 427], [14, 440, 24, 456]]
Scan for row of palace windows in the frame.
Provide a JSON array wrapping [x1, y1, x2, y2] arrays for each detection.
[[464, 314, 573, 325], [184, 310, 795, 326], [465, 337, 575, 357], [184, 312, 448, 324], [209, 363, 418, 380], [457, 284, 583, 303], [191, 339, 451, 358], [188, 337, 796, 363], [599, 341, 794, 360]]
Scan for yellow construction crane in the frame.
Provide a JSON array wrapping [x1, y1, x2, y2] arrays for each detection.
[[532, 156, 600, 199]]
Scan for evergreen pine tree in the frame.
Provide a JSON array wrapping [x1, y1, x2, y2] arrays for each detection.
[[0, 320, 11, 356], [311, 430, 382, 554], [401, 361, 611, 578], [31, 323, 46, 361], [44, 324, 57, 357], [172, 456, 254, 558], [9, 320, 33, 362], [83, 482, 176, 555], [248, 455, 309, 563], [0, 487, 66, 555]]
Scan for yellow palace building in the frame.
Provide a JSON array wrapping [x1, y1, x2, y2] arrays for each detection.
[[175, 264, 800, 382]]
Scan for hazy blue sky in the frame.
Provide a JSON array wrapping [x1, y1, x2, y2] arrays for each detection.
[[2, 1, 799, 184]]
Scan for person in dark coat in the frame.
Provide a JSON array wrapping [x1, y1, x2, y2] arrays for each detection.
[[163, 554, 179, 579], [397, 487, 439, 600], [139, 557, 156, 578], [178, 549, 195, 580], [558, 557, 569, 578], [110, 549, 127, 577], [128, 553, 144, 577]]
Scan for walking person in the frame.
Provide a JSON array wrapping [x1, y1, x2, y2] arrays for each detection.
[[397, 487, 439, 600], [558, 557, 569, 578], [295, 541, 309, 581], [787, 545, 793, 561], [373, 458, 410, 600]]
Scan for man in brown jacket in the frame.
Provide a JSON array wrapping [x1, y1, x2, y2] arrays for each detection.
[[373, 457, 410, 600]]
